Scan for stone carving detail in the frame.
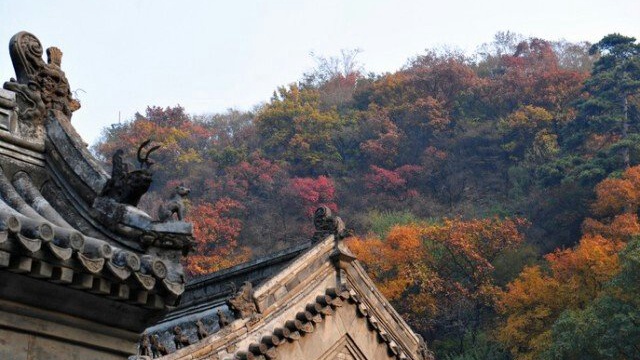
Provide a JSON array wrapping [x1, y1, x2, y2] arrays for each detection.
[[196, 319, 209, 340], [139, 333, 152, 357], [2, 80, 44, 129], [217, 308, 231, 328], [150, 334, 168, 358], [227, 281, 259, 319], [3, 32, 80, 132], [173, 326, 190, 349], [312, 205, 348, 242], [0, 89, 18, 132], [100, 140, 160, 206], [158, 184, 191, 221], [140, 231, 195, 256]]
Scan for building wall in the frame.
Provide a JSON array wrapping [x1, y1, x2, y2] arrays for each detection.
[[0, 328, 123, 360], [0, 299, 137, 360]]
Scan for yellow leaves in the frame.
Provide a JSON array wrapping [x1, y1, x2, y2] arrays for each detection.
[[387, 225, 422, 252], [498, 234, 621, 359], [592, 177, 638, 216], [497, 166, 640, 359], [499, 105, 559, 162], [496, 266, 566, 359], [380, 277, 414, 300], [503, 105, 554, 131], [529, 129, 560, 161], [255, 83, 343, 172], [545, 235, 621, 287], [177, 148, 203, 164], [347, 224, 426, 302]]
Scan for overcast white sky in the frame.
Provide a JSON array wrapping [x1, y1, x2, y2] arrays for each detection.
[[1, 0, 638, 144]]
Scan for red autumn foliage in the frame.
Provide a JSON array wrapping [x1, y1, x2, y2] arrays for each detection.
[[285, 175, 337, 217], [186, 199, 250, 275]]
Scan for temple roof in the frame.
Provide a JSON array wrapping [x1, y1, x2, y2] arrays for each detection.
[[135, 209, 431, 360], [0, 31, 432, 359], [0, 31, 194, 330]]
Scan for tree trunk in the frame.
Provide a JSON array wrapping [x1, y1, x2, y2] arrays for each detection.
[[622, 95, 630, 169]]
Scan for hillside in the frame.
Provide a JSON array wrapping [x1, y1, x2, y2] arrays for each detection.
[[93, 33, 640, 359]]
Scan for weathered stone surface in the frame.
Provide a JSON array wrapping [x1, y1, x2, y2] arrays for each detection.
[[227, 281, 259, 319], [100, 140, 159, 207], [158, 185, 191, 222], [0, 88, 17, 132], [3, 32, 79, 144], [0, 31, 196, 360]]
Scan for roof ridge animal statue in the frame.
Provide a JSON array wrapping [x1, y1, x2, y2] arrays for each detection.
[[100, 139, 160, 206], [157, 184, 191, 221], [173, 326, 190, 349]]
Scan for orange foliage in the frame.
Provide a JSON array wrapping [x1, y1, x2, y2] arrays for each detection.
[[592, 165, 640, 217], [545, 235, 621, 294], [496, 266, 566, 360], [497, 168, 640, 359], [582, 213, 640, 242], [497, 235, 621, 359], [347, 217, 527, 333]]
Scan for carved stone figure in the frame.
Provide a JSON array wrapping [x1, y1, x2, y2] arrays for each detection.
[[139, 333, 152, 357], [217, 308, 231, 329], [173, 326, 190, 349], [195, 319, 208, 340], [226, 281, 258, 319], [2, 32, 80, 130], [158, 185, 191, 221], [2, 80, 45, 128], [150, 334, 168, 358], [312, 205, 348, 242], [100, 140, 160, 206]]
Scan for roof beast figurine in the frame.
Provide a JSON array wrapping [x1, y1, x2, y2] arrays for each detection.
[[100, 139, 160, 206]]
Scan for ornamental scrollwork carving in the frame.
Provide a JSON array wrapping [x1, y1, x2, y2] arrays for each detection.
[[3, 32, 80, 137]]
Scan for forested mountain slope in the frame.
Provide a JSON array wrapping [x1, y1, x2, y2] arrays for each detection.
[[93, 33, 640, 359]]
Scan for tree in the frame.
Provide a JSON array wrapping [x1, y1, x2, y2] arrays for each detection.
[[347, 217, 527, 356], [283, 175, 337, 218], [255, 84, 343, 175], [303, 49, 363, 109], [497, 235, 621, 360], [569, 34, 640, 168], [546, 238, 640, 359], [364, 165, 422, 203], [497, 166, 640, 359], [186, 199, 250, 275]]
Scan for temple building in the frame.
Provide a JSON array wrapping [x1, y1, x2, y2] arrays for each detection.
[[0, 32, 433, 360]]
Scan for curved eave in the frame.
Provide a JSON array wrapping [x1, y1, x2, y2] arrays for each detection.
[[0, 165, 186, 310], [143, 235, 428, 360]]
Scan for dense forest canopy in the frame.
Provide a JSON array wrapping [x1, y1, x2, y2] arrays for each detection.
[[93, 32, 640, 359]]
